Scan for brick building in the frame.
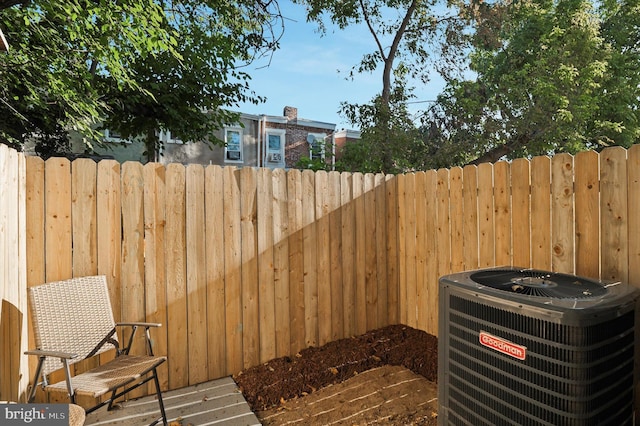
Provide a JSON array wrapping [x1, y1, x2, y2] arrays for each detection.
[[92, 105, 358, 169]]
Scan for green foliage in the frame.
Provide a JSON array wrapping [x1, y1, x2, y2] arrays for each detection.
[[296, 139, 333, 171], [336, 81, 422, 173], [423, 0, 640, 166], [295, 0, 465, 173], [0, 1, 177, 157], [297, 0, 454, 88], [301, 0, 639, 171], [0, 0, 282, 160], [596, 0, 640, 147]]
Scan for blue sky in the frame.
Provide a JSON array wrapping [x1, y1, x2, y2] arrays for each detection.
[[234, 0, 446, 130]]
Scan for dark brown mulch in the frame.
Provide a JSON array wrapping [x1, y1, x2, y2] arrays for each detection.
[[233, 324, 438, 413]]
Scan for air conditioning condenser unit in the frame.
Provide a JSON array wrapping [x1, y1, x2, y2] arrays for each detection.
[[438, 267, 639, 425]]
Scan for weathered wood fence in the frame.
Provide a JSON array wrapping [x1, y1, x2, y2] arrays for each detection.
[[1, 143, 639, 403]]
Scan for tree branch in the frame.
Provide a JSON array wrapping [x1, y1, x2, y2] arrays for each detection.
[[467, 127, 542, 165], [357, 0, 386, 61], [467, 142, 515, 165], [381, 0, 418, 103]]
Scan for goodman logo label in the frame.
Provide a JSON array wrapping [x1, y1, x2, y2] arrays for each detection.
[[479, 331, 526, 361]]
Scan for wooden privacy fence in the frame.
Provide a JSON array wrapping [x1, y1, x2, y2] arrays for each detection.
[[1, 143, 640, 403]]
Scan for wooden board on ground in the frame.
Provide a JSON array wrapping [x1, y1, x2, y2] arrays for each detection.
[[257, 365, 438, 426], [84, 376, 260, 426]]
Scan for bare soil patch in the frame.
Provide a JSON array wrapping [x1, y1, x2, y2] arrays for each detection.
[[234, 324, 438, 425]]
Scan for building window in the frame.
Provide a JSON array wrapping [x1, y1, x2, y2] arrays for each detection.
[[225, 127, 243, 163], [265, 129, 286, 167], [159, 130, 183, 144], [307, 133, 327, 160], [104, 129, 131, 144]]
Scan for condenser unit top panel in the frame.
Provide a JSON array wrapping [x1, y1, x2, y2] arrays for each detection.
[[440, 267, 638, 320], [470, 268, 608, 298]]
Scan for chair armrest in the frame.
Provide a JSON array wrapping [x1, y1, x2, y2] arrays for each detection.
[[25, 349, 78, 359], [25, 349, 79, 403], [116, 322, 162, 356], [116, 322, 162, 328]]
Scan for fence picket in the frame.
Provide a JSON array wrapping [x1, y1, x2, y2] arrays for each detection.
[[424, 170, 438, 336], [462, 165, 479, 270], [315, 171, 331, 346], [240, 167, 259, 369], [272, 168, 290, 357], [436, 168, 452, 279], [414, 172, 427, 331], [403, 173, 417, 328], [302, 170, 318, 347], [477, 163, 495, 268], [223, 167, 242, 374], [1, 147, 15, 400], [96, 160, 122, 394], [257, 168, 276, 363], [72, 159, 98, 276], [70, 160, 99, 393], [512, 158, 531, 267], [287, 169, 305, 355], [121, 162, 147, 390], [574, 151, 600, 279], [364, 173, 378, 330], [43, 157, 73, 402], [494, 162, 511, 266], [531, 156, 551, 270], [205, 165, 226, 379], [353, 172, 367, 334], [375, 174, 387, 329], [186, 164, 208, 384], [396, 174, 408, 325], [24, 156, 46, 402], [45, 158, 73, 282], [328, 171, 343, 341], [385, 174, 399, 325], [165, 164, 188, 389], [551, 154, 575, 274], [341, 172, 356, 336], [628, 145, 640, 288], [449, 167, 464, 272], [600, 147, 629, 283], [97, 160, 122, 322], [144, 162, 169, 390]]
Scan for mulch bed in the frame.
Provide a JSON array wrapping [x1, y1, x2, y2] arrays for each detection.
[[233, 324, 438, 412]]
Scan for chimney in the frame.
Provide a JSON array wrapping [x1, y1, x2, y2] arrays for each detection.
[[283, 106, 298, 121]]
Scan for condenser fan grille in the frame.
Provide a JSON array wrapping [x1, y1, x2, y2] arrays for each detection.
[[469, 269, 608, 298]]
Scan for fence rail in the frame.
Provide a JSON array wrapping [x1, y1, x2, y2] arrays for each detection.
[[1, 143, 639, 403]]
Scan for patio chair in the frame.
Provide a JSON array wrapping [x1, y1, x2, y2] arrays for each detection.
[[25, 275, 168, 426]]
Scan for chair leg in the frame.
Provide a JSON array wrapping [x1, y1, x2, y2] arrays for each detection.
[[152, 368, 167, 426], [27, 357, 46, 403], [62, 359, 77, 404], [107, 388, 118, 410]]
